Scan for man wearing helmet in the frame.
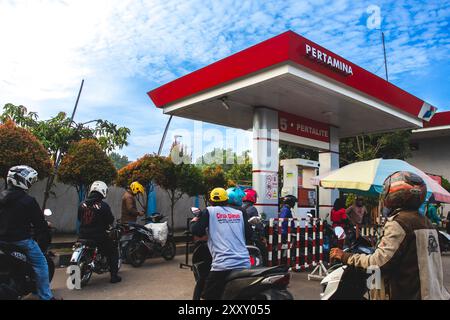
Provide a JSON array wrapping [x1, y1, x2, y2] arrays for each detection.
[[78, 181, 121, 283], [121, 181, 145, 224], [330, 171, 450, 300], [0, 165, 55, 300], [279, 195, 297, 241], [190, 187, 252, 300]]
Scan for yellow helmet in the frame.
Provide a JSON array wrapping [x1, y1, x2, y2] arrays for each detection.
[[209, 187, 228, 203], [130, 181, 145, 195]]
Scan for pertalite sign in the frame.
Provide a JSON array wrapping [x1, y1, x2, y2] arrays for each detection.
[[279, 111, 330, 143], [305, 43, 353, 76]]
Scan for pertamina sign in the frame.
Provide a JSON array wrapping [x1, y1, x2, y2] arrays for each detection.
[[279, 111, 330, 143], [305, 43, 353, 76]]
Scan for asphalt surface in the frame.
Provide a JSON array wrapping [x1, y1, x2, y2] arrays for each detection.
[[50, 254, 450, 300]]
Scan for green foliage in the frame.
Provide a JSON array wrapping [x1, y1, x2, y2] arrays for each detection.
[[109, 152, 130, 170], [116, 154, 163, 188], [442, 177, 450, 193], [340, 130, 412, 166], [279, 143, 318, 161], [58, 139, 117, 190], [0, 120, 52, 182], [0, 103, 131, 160]]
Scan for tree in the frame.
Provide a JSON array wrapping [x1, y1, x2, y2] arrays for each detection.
[[279, 143, 318, 161], [58, 139, 117, 203], [1, 103, 130, 208], [154, 157, 203, 230], [199, 165, 228, 206], [340, 130, 412, 166], [109, 152, 130, 170], [0, 120, 52, 185]]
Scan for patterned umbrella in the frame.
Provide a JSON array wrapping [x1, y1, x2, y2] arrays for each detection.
[[312, 158, 450, 203]]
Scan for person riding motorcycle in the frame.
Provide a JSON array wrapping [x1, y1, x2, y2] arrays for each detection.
[[121, 181, 145, 224], [78, 181, 121, 284], [330, 171, 450, 300], [279, 195, 297, 241], [190, 187, 252, 300], [242, 189, 259, 218], [0, 165, 55, 300]]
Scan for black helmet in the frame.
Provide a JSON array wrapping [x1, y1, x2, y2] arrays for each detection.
[[281, 195, 297, 208]]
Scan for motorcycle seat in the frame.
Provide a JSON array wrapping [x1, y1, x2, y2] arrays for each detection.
[[225, 265, 289, 282]]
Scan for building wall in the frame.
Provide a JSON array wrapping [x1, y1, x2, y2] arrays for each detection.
[[408, 135, 450, 215], [0, 180, 203, 233]]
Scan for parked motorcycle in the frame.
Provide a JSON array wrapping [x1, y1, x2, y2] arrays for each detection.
[[121, 214, 176, 267], [189, 207, 293, 300], [69, 222, 124, 287], [320, 233, 375, 300], [0, 209, 55, 299]]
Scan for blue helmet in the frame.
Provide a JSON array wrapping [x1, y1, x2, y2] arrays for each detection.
[[226, 187, 246, 206]]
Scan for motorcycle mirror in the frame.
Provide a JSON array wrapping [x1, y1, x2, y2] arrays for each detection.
[[334, 226, 346, 240], [190, 207, 201, 216], [43, 209, 53, 217]]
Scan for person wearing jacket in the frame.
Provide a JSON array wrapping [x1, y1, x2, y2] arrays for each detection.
[[190, 187, 252, 300], [330, 198, 347, 228], [330, 171, 450, 300], [0, 166, 55, 300], [121, 181, 145, 224], [279, 195, 297, 241], [78, 181, 121, 284], [242, 189, 259, 218]]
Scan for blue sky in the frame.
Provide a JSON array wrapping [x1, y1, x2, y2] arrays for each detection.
[[1, 0, 449, 160]]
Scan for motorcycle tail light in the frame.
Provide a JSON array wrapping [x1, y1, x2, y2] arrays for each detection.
[[261, 273, 291, 286]]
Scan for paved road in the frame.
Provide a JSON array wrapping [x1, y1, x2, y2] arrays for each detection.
[[51, 255, 450, 300]]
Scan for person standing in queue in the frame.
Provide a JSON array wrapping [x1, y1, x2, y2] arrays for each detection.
[[279, 195, 297, 242], [190, 187, 252, 300], [121, 181, 145, 224], [78, 181, 121, 284]]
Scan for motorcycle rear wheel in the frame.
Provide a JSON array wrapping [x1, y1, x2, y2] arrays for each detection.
[[126, 242, 146, 267]]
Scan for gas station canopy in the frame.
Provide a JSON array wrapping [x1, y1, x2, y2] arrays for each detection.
[[148, 31, 437, 138]]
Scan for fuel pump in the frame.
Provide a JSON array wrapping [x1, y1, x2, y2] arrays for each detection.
[[280, 158, 319, 221]]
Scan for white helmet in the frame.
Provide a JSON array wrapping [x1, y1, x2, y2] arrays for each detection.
[[89, 181, 108, 198], [7, 165, 38, 190]]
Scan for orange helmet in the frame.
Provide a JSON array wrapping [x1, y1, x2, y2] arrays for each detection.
[[381, 171, 427, 211]]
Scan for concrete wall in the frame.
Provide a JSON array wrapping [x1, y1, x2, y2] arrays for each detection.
[[0, 180, 204, 233], [408, 135, 450, 215]]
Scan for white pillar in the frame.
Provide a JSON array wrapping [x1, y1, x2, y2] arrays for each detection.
[[252, 107, 279, 219], [318, 127, 340, 220]]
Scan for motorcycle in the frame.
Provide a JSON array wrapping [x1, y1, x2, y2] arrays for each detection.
[[121, 214, 177, 267], [190, 207, 293, 300], [320, 229, 375, 300], [69, 222, 124, 287], [0, 209, 55, 300], [248, 215, 269, 266]]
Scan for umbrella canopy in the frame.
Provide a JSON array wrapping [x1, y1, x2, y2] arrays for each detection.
[[312, 159, 450, 203]]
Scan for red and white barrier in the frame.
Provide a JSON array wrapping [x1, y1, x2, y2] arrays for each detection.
[[267, 218, 328, 279]]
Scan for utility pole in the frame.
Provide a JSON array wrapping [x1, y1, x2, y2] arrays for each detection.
[[381, 31, 389, 82], [41, 79, 85, 210]]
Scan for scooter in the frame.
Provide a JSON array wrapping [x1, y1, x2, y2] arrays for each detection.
[[0, 209, 55, 300], [320, 228, 375, 300], [190, 207, 293, 300]]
